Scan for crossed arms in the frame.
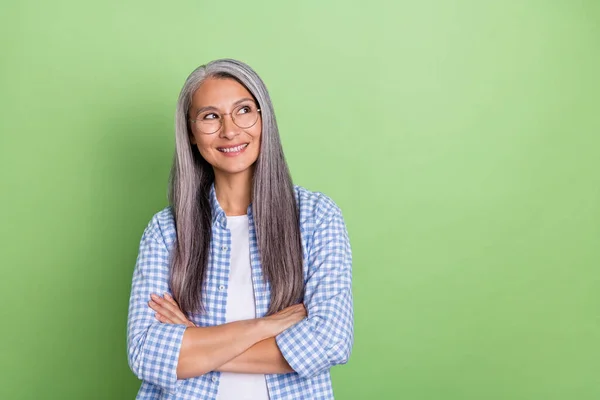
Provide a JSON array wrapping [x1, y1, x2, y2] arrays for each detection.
[[126, 206, 353, 393]]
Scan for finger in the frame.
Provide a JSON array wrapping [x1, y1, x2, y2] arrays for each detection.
[[150, 294, 193, 326], [149, 296, 186, 324], [163, 292, 178, 306], [148, 300, 179, 322], [163, 293, 185, 314], [155, 310, 188, 326], [150, 294, 179, 315], [148, 300, 170, 313], [160, 294, 191, 323], [155, 312, 175, 324]]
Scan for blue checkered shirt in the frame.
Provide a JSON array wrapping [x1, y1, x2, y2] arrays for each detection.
[[127, 184, 354, 399]]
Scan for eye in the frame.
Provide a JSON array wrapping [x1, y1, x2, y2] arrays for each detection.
[[237, 105, 252, 115], [202, 112, 219, 120]]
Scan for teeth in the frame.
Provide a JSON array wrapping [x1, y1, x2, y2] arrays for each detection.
[[220, 144, 247, 153]]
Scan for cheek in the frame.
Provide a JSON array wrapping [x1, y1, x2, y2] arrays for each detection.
[[250, 123, 262, 142], [250, 129, 262, 153], [194, 138, 215, 159]]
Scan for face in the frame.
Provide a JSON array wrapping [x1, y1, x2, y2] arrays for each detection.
[[188, 77, 262, 177]]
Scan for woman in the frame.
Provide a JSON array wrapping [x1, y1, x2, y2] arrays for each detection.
[[127, 59, 354, 400]]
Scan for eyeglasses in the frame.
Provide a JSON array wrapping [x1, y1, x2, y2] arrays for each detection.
[[189, 103, 261, 134]]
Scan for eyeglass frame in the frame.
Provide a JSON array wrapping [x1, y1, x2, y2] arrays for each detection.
[[188, 103, 262, 135]]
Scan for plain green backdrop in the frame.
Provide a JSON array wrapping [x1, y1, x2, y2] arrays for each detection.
[[1, 0, 599, 399]]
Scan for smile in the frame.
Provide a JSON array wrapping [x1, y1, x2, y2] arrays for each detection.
[[217, 143, 249, 154]]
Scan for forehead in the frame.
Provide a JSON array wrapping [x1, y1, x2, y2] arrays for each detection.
[[191, 77, 253, 109]]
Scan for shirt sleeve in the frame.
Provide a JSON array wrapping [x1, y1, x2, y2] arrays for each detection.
[[275, 204, 354, 379], [126, 215, 188, 394]]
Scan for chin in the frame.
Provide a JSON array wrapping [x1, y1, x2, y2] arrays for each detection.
[[216, 161, 257, 176]]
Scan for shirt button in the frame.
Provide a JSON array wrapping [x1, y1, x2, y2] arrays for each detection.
[[212, 376, 218, 383], [221, 245, 228, 251], [219, 285, 225, 291]]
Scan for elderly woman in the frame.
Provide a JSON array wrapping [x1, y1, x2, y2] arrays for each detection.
[[127, 59, 354, 400]]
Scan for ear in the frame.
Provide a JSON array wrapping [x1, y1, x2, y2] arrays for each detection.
[[189, 133, 197, 145]]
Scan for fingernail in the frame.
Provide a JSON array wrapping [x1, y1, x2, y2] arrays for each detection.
[[150, 294, 158, 300], [164, 293, 171, 299]]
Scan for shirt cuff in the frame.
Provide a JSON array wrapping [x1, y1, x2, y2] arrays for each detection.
[[140, 323, 188, 393], [275, 318, 330, 378]]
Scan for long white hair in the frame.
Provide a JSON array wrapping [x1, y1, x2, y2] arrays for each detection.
[[168, 59, 304, 315]]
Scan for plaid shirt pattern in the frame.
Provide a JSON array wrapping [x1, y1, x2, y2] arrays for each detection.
[[127, 184, 354, 399]]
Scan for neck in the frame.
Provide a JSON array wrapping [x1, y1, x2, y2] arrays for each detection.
[[213, 168, 253, 216]]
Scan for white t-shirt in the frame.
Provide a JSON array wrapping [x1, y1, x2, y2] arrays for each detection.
[[215, 215, 270, 400]]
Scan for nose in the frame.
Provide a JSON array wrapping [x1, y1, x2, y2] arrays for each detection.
[[219, 113, 239, 139]]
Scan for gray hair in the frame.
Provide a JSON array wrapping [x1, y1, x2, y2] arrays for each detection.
[[168, 59, 304, 316]]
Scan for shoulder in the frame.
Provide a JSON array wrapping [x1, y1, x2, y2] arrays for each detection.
[[293, 185, 351, 261], [144, 206, 176, 248], [293, 185, 344, 226]]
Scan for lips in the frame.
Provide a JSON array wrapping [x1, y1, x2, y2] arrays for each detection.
[[217, 143, 249, 154]]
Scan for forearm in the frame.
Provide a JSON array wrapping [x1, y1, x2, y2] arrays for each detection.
[[177, 319, 270, 379], [215, 337, 294, 374]]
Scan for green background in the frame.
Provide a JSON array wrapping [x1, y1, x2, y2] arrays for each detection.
[[1, 0, 599, 399]]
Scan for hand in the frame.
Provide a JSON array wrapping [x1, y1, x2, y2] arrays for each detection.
[[260, 303, 307, 337], [148, 293, 196, 328]]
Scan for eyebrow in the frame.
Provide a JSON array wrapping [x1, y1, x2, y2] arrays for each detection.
[[194, 97, 256, 116]]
